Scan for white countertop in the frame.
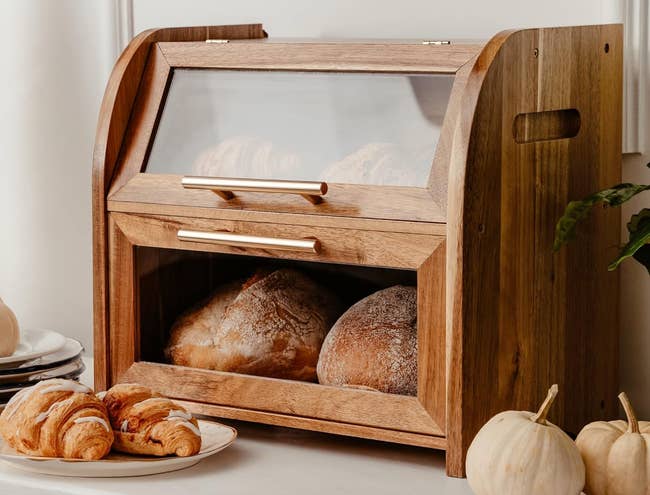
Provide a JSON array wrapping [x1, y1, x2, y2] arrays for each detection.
[[0, 358, 473, 495]]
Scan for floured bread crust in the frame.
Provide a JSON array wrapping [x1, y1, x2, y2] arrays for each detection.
[[166, 269, 341, 381], [317, 285, 417, 395]]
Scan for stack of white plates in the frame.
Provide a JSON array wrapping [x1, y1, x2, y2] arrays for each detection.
[[0, 330, 84, 407]]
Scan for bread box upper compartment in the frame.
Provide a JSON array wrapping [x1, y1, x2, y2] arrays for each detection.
[[106, 38, 483, 223]]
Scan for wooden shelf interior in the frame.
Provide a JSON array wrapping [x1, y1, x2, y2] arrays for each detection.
[[136, 247, 417, 368]]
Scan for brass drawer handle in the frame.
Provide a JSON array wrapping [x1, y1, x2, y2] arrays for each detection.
[[177, 229, 321, 254], [181, 176, 328, 204]]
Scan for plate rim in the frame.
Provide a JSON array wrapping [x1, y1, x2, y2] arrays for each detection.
[[0, 419, 237, 464], [0, 338, 83, 376], [0, 359, 86, 391], [0, 329, 67, 365]]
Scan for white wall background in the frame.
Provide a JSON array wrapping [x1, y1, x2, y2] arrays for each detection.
[[0, 1, 114, 356], [0, 0, 648, 414]]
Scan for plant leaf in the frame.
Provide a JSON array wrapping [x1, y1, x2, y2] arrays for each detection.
[[633, 245, 650, 275], [608, 209, 650, 272], [554, 183, 650, 251]]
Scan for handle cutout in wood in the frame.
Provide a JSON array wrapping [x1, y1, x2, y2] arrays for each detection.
[[513, 109, 581, 144], [177, 229, 321, 254]]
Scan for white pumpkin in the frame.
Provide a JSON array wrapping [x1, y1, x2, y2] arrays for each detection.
[[0, 297, 19, 357], [576, 392, 650, 495], [466, 384, 585, 495]]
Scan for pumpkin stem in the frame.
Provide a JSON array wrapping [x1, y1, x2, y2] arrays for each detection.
[[531, 384, 559, 424], [619, 392, 640, 434]]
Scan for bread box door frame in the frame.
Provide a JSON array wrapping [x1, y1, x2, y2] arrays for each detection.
[[105, 211, 447, 445], [106, 40, 480, 223]]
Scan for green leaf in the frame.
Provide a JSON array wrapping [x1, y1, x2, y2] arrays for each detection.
[[633, 245, 650, 275], [608, 209, 650, 272], [554, 183, 650, 251]]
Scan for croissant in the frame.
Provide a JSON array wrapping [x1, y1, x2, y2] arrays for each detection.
[[102, 383, 201, 457], [0, 379, 113, 460]]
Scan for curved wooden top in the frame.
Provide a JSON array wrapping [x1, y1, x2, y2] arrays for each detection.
[[92, 24, 266, 195], [92, 24, 266, 390]]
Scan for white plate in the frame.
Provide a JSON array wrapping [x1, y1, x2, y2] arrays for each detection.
[[0, 339, 83, 376], [0, 330, 67, 367], [0, 420, 236, 477], [0, 358, 85, 386]]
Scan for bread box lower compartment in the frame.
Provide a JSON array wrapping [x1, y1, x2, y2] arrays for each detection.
[[109, 215, 447, 449]]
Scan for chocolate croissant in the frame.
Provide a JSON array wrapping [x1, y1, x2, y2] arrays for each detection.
[[102, 383, 201, 457], [0, 379, 113, 460]]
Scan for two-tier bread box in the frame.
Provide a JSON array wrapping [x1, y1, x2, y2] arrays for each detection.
[[93, 23, 622, 476]]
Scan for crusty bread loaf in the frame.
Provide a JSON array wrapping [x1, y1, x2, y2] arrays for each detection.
[[192, 136, 302, 180], [165, 269, 341, 381], [165, 280, 243, 370], [316, 285, 417, 395]]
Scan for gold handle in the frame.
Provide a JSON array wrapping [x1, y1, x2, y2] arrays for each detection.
[[181, 177, 328, 204], [177, 230, 321, 254]]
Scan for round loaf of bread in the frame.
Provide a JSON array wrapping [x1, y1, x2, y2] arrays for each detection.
[[316, 285, 417, 395], [165, 280, 243, 370], [319, 143, 425, 187], [193, 136, 302, 180], [166, 269, 341, 381]]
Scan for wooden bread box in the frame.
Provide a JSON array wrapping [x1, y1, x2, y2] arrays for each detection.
[[93, 23, 622, 477]]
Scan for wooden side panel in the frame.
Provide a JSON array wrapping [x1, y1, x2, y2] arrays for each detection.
[[93, 24, 266, 390], [564, 26, 622, 432], [446, 24, 622, 477], [107, 215, 137, 384], [417, 243, 446, 432]]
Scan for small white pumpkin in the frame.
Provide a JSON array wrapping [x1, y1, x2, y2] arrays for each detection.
[[576, 392, 650, 495], [0, 297, 19, 357], [466, 384, 585, 495]]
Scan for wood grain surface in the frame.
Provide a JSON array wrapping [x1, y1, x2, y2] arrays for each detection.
[[93, 24, 266, 390], [110, 212, 442, 269], [158, 41, 483, 73], [445, 24, 621, 476], [417, 243, 447, 433], [107, 198, 446, 235], [174, 399, 447, 450], [122, 361, 444, 436], [110, 174, 447, 223]]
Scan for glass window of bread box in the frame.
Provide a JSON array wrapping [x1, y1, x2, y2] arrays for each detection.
[[137, 247, 419, 396], [145, 70, 454, 188]]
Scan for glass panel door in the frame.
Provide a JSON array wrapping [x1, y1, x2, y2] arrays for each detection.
[[145, 70, 454, 187]]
